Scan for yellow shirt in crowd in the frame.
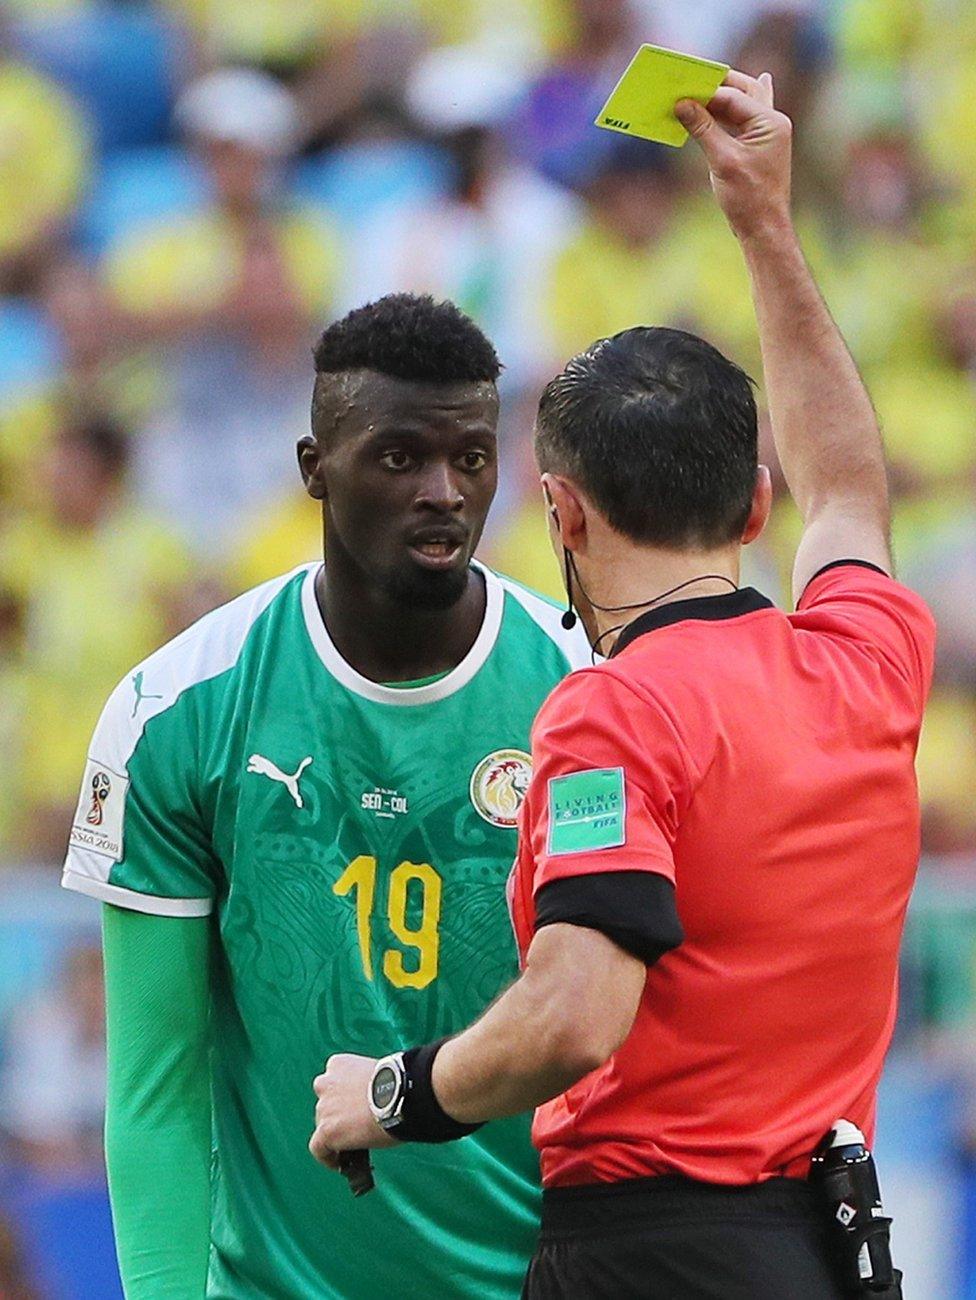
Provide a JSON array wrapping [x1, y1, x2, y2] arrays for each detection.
[[165, 0, 571, 70], [163, 0, 363, 66], [838, 0, 976, 237], [229, 490, 322, 594], [546, 195, 763, 380], [0, 61, 89, 262], [105, 208, 342, 320], [1, 505, 190, 816]]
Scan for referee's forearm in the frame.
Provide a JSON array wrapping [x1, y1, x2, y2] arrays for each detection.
[[432, 979, 591, 1123], [740, 221, 889, 528], [432, 925, 644, 1124]]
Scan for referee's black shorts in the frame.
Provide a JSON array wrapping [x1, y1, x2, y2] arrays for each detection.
[[522, 1175, 846, 1300]]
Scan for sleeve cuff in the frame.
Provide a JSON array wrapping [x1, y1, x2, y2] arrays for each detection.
[[62, 870, 213, 918], [800, 559, 892, 606]]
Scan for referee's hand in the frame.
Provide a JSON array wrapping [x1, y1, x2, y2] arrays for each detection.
[[675, 69, 792, 241], [309, 1053, 397, 1170]]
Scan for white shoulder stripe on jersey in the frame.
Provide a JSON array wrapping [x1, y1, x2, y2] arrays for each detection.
[[62, 564, 313, 909], [95, 562, 314, 769], [494, 573, 593, 672]]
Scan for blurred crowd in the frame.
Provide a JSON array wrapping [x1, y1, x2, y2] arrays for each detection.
[[0, 8, 973, 875], [0, 0, 974, 868], [0, 3, 973, 1282]]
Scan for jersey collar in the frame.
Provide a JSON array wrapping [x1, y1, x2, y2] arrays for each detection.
[[610, 588, 774, 658], [300, 560, 504, 706]]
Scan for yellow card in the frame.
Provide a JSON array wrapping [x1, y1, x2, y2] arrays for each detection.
[[595, 44, 729, 148]]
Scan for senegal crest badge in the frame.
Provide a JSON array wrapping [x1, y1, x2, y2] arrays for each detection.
[[469, 750, 532, 828]]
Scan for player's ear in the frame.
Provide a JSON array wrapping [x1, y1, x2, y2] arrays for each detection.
[[298, 436, 327, 502], [741, 465, 772, 545]]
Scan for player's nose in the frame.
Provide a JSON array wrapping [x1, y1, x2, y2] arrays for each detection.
[[414, 461, 465, 513]]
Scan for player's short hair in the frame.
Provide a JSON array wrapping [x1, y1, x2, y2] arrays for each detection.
[[313, 293, 501, 386], [536, 327, 758, 548]]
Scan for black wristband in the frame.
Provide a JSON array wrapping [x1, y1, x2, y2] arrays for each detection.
[[391, 1038, 484, 1145]]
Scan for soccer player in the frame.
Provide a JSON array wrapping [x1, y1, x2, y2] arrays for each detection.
[[61, 294, 589, 1297], [311, 76, 933, 1297]]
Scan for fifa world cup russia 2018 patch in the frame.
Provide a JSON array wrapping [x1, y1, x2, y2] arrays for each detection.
[[548, 767, 626, 856], [69, 757, 128, 861]]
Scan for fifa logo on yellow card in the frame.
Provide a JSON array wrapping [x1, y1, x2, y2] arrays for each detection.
[[86, 771, 112, 826], [470, 750, 532, 828]]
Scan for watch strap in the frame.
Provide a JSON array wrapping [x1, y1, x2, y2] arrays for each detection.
[[389, 1038, 484, 1145]]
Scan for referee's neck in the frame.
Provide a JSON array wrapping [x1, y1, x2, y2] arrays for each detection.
[[583, 542, 742, 653]]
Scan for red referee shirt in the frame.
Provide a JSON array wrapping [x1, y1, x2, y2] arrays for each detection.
[[509, 563, 936, 1189]]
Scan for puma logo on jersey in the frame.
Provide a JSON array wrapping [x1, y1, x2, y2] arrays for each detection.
[[131, 670, 163, 718], [247, 754, 313, 809]]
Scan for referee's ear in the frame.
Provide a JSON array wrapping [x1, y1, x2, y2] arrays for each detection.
[[741, 466, 772, 545], [541, 474, 587, 553]]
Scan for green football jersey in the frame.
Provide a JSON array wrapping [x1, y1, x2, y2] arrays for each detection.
[[63, 562, 590, 1299]]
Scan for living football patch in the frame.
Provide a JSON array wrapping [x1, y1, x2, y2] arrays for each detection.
[[547, 767, 626, 856]]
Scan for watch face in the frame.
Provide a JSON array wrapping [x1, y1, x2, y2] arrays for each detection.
[[371, 1065, 399, 1112]]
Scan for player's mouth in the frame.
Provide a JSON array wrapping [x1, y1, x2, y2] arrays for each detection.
[[407, 527, 468, 571]]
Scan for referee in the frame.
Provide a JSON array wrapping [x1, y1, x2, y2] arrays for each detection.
[[310, 71, 935, 1297]]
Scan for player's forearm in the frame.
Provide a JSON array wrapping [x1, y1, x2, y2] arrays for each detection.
[[106, 1110, 211, 1297], [433, 924, 643, 1124], [740, 219, 889, 530], [103, 906, 212, 1297]]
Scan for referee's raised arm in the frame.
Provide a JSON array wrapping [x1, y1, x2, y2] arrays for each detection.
[[677, 73, 892, 603]]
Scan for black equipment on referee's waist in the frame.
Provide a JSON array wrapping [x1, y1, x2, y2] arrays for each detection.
[[808, 1120, 903, 1296]]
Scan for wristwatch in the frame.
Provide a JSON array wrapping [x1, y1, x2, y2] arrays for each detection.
[[368, 1053, 407, 1132]]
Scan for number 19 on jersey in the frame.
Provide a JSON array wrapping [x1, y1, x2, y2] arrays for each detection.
[[333, 855, 442, 989]]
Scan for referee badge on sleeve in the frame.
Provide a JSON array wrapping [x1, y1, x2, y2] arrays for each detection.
[[547, 767, 626, 856], [69, 758, 128, 861]]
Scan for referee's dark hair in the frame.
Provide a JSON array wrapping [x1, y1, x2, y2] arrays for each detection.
[[535, 327, 758, 548], [312, 294, 501, 439]]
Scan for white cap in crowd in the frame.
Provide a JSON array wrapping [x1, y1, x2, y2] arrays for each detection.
[[405, 45, 529, 133], [175, 68, 301, 157]]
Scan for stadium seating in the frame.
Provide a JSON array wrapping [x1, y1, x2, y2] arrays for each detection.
[[76, 145, 207, 256], [11, 6, 181, 152], [0, 300, 60, 403], [292, 140, 453, 230]]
